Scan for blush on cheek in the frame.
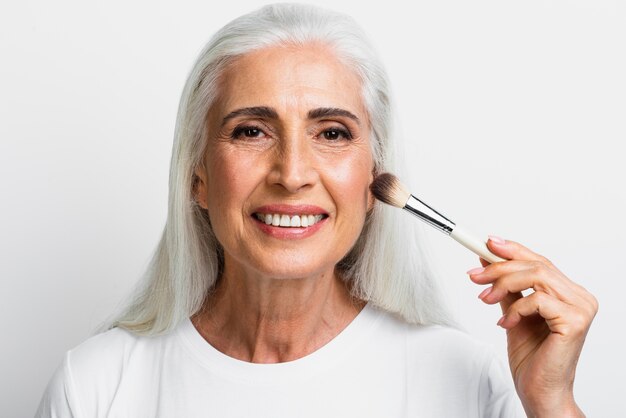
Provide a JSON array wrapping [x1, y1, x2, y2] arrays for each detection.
[[329, 154, 373, 207]]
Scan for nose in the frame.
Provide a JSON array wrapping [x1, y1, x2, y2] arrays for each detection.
[[267, 133, 318, 193]]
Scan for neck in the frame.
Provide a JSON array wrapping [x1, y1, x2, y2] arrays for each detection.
[[192, 261, 365, 363]]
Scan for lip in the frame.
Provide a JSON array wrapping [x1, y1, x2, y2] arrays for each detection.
[[250, 204, 329, 240]]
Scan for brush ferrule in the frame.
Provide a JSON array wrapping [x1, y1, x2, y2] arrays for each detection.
[[403, 195, 456, 235]]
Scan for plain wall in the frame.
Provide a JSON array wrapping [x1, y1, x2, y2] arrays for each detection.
[[1, 0, 624, 416]]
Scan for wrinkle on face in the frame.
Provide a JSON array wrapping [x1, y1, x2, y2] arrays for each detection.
[[194, 42, 374, 280]]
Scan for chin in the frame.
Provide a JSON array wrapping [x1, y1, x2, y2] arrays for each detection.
[[248, 255, 338, 280]]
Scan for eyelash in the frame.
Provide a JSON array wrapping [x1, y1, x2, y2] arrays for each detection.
[[230, 125, 265, 140], [321, 127, 352, 141], [230, 125, 353, 141]]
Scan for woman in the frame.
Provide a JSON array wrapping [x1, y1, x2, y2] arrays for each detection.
[[36, 4, 597, 417]]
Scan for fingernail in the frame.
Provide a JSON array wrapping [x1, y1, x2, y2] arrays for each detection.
[[467, 267, 485, 275], [478, 287, 493, 299], [497, 315, 506, 327], [489, 235, 506, 245]]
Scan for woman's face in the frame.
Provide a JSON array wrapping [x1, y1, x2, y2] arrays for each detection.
[[194, 43, 374, 280]]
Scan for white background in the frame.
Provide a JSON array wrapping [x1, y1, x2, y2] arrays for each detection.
[[1, 0, 625, 416]]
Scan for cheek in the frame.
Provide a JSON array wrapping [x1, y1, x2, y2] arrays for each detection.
[[205, 148, 262, 223], [326, 150, 373, 216]]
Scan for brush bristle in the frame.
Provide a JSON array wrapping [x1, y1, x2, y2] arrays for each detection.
[[370, 173, 410, 208]]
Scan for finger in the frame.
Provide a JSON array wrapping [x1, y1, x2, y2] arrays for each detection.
[[499, 291, 593, 339], [498, 291, 561, 330], [469, 260, 537, 285], [471, 261, 591, 309], [476, 269, 534, 305], [477, 256, 507, 270], [485, 236, 560, 272], [499, 291, 523, 315], [470, 239, 599, 315]]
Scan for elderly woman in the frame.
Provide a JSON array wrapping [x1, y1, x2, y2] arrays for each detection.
[[36, 4, 597, 417]]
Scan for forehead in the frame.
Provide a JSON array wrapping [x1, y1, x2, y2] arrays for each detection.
[[214, 43, 367, 117]]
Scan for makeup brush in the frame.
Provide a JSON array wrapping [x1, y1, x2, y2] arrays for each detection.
[[370, 173, 506, 264]]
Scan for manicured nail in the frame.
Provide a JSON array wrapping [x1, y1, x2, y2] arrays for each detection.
[[497, 315, 506, 327], [466, 267, 485, 275], [489, 235, 506, 245], [478, 287, 493, 299]]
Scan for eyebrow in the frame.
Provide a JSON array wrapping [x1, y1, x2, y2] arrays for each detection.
[[221, 106, 360, 126], [221, 106, 278, 125], [307, 107, 360, 124]]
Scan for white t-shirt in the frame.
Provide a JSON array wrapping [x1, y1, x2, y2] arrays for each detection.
[[36, 303, 526, 417]]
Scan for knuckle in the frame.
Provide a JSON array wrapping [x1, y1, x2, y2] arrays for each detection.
[[497, 276, 514, 292], [539, 255, 553, 266], [512, 292, 534, 314], [529, 291, 549, 315], [530, 260, 543, 271], [532, 290, 547, 303], [485, 263, 502, 275], [570, 310, 590, 334], [530, 262, 546, 278], [531, 291, 549, 311], [589, 294, 600, 314], [577, 285, 599, 315]]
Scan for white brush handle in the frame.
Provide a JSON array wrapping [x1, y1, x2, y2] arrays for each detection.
[[450, 225, 507, 264]]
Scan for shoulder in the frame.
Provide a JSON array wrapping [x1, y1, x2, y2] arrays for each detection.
[[59, 327, 149, 409], [373, 306, 495, 373], [408, 323, 491, 361], [67, 326, 141, 379], [374, 305, 490, 351], [36, 327, 150, 417], [37, 325, 179, 417], [66, 324, 185, 388], [408, 323, 493, 377], [370, 307, 525, 417]]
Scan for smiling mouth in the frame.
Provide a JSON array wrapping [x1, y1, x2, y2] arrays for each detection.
[[253, 213, 328, 228]]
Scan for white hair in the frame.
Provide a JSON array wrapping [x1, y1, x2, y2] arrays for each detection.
[[106, 3, 455, 335]]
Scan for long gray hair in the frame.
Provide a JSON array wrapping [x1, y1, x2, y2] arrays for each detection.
[[107, 3, 455, 335]]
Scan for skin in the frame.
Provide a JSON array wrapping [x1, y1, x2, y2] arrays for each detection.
[[469, 238, 598, 417], [192, 43, 373, 363], [192, 42, 597, 417]]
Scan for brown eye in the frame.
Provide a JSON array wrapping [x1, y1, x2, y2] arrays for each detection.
[[231, 126, 266, 139], [322, 128, 351, 141], [244, 128, 261, 137]]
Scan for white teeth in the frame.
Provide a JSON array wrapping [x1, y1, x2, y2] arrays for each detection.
[[255, 213, 325, 228]]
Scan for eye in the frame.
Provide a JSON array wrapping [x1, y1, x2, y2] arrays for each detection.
[[231, 125, 267, 140], [321, 127, 352, 141]]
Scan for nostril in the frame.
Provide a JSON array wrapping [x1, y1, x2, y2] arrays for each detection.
[[266, 145, 319, 192]]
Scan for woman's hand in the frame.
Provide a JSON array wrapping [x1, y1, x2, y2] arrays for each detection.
[[467, 236, 598, 418]]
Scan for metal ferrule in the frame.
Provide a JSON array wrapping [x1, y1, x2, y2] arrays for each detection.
[[403, 195, 456, 235]]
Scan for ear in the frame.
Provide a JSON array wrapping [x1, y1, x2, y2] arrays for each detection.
[[192, 165, 209, 210]]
